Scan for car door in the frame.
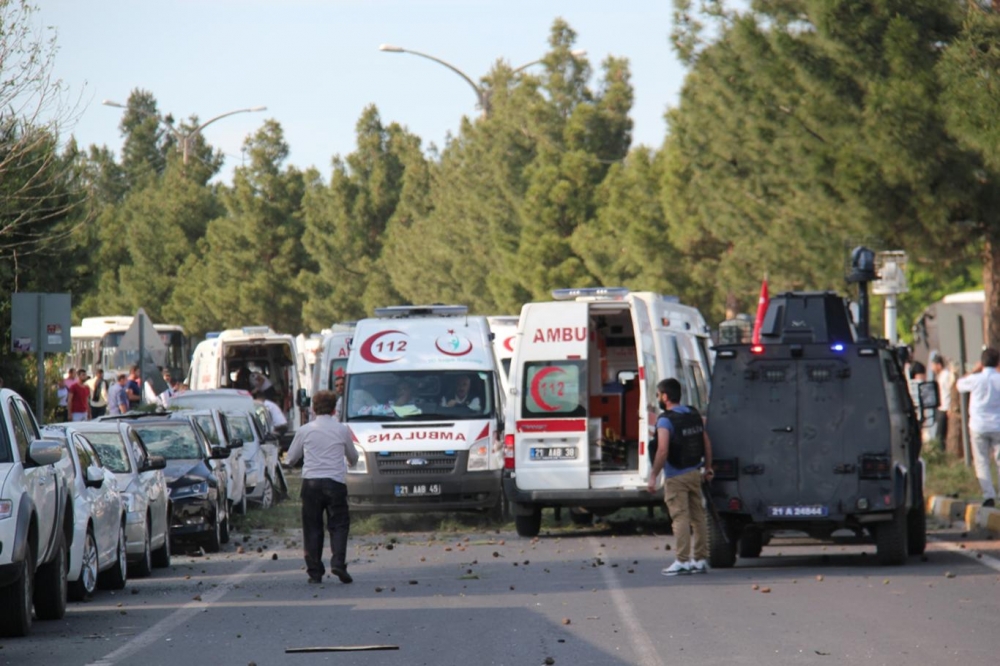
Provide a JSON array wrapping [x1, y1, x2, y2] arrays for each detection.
[[75, 436, 116, 564], [129, 428, 166, 541], [217, 412, 245, 502], [10, 398, 58, 556]]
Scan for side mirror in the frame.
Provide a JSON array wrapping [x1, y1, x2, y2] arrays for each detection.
[[84, 465, 105, 489], [210, 446, 231, 459], [918, 380, 940, 417], [27, 439, 64, 467], [142, 455, 167, 471], [263, 432, 279, 444], [229, 438, 244, 449]]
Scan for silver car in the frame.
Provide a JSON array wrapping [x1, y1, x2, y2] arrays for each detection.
[[61, 421, 171, 576], [225, 411, 287, 508]]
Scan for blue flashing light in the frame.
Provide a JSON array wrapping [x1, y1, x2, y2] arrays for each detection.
[[831, 343, 845, 353]]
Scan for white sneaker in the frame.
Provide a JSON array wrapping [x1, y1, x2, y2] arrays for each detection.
[[662, 560, 692, 576], [690, 559, 709, 574]]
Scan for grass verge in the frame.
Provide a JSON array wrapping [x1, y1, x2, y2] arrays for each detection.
[[923, 442, 981, 499]]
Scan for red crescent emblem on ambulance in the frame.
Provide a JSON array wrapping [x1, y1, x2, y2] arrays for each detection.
[[530, 366, 565, 412], [503, 336, 515, 353], [359, 330, 406, 364]]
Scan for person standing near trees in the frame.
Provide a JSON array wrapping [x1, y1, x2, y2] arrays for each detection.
[[647, 378, 714, 576], [69, 369, 92, 421], [87, 367, 108, 418], [957, 348, 1000, 508], [285, 390, 359, 585]]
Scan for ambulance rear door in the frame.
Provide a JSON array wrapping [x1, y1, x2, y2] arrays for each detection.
[[513, 301, 591, 491]]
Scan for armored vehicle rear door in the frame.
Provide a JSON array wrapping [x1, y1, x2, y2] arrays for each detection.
[[740, 352, 852, 516]]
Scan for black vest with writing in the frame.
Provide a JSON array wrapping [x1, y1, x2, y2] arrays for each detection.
[[662, 407, 705, 469]]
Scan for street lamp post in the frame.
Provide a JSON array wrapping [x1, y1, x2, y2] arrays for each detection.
[[102, 100, 267, 165], [378, 44, 586, 117]]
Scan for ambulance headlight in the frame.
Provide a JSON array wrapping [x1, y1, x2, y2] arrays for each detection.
[[467, 442, 490, 472], [348, 447, 368, 474]]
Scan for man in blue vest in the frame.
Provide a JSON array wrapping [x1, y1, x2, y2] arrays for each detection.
[[647, 378, 714, 576]]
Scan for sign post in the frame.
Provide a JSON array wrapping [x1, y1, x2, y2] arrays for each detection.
[[11, 293, 72, 422]]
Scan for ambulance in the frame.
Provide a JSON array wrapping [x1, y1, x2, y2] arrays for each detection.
[[311, 323, 355, 396], [187, 327, 309, 447], [503, 288, 713, 537], [487, 315, 519, 396], [343, 305, 505, 515]]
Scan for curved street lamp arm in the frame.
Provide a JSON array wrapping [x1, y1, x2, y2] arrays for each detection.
[[511, 59, 543, 75], [398, 49, 486, 108], [194, 107, 267, 134]]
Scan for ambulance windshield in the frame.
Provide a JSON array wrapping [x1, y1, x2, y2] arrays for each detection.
[[346, 371, 494, 421]]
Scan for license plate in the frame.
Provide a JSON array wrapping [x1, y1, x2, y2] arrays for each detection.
[[530, 447, 577, 460], [394, 484, 442, 497], [767, 505, 829, 518]]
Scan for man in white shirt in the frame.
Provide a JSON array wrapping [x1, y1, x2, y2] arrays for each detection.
[[931, 355, 953, 447], [956, 348, 1000, 507], [285, 390, 359, 585], [253, 389, 288, 437]]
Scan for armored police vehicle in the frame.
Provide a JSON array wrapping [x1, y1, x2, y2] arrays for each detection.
[[705, 248, 937, 566]]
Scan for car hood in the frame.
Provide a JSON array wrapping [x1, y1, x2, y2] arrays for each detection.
[[163, 459, 214, 486]]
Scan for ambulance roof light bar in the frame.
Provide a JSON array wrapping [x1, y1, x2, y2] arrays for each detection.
[[241, 326, 272, 335], [551, 287, 630, 301], [374, 304, 469, 318]]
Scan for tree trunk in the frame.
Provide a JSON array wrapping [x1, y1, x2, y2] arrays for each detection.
[[984, 233, 1000, 351]]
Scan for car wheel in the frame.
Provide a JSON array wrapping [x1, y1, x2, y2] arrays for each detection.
[[204, 504, 222, 553], [129, 521, 153, 578], [235, 488, 247, 516], [707, 510, 738, 569], [875, 508, 909, 566], [0, 546, 35, 637], [220, 514, 230, 544], [70, 528, 99, 601], [152, 525, 172, 568], [34, 538, 68, 620], [259, 475, 274, 510], [99, 523, 128, 590], [514, 507, 542, 538]]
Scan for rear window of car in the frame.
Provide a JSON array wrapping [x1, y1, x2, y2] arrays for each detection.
[[227, 415, 254, 442]]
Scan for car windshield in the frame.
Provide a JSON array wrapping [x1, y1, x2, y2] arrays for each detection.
[[133, 424, 203, 460], [81, 432, 132, 473], [346, 370, 494, 422]]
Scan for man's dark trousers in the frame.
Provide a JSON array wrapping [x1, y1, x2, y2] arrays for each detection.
[[301, 478, 350, 580]]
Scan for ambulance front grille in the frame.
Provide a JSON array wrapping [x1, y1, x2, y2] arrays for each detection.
[[375, 451, 458, 475]]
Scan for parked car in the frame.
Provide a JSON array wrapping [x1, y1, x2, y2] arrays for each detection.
[[225, 411, 285, 508], [42, 426, 127, 600], [168, 409, 247, 516], [0, 388, 74, 637], [62, 421, 170, 576], [170, 389, 287, 504], [124, 417, 230, 552]]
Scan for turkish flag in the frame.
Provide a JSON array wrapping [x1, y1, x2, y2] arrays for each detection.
[[751, 277, 769, 345]]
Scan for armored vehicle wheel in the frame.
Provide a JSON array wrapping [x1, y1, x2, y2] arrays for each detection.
[[875, 509, 908, 565], [515, 507, 542, 538], [907, 499, 927, 555], [707, 510, 737, 568], [738, 528, 764, 559]]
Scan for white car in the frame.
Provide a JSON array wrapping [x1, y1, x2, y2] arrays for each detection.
[[43, 427, 127, 600], [225, 411, 286, 508], [66, 421, 171, 576]]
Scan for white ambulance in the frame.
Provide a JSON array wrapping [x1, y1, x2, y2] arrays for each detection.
[[343, 305, 504, 515], [487, 315, 519, 397], [311, 323, 355, 396], [503, 288, 713, 537], [187, 327, 309, 447]]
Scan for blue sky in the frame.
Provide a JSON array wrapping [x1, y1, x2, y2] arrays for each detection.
[[38, 1, 687, 183]]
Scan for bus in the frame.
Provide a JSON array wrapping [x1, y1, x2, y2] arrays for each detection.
[[69, 316, 190, 380]]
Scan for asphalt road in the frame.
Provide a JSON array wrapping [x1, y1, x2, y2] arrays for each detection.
[[3, 522, 999, 666]]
